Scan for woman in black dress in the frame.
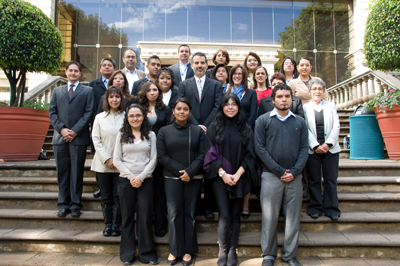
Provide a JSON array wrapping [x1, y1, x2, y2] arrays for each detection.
[[204, 93, 258, 266], [157, 98, 205, 266]]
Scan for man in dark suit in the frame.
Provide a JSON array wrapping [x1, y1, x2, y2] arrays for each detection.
[[179, 52, 223, 219], [131, 55, 161, 96], [169, 44, 194, 86], [49, 61, 94, 218]]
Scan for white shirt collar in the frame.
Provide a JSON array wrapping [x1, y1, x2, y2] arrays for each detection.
[[194, 75, 206, 85], [270, 108, 295, 122], [67, 81, 79, 92], [125, 67, 137, 75]]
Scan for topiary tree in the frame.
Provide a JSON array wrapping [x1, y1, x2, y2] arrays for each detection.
[[364, 0, 400, 72], [0, 0, 63, 107]]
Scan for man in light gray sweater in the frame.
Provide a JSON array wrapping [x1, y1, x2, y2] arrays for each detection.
[[254, 84, 308, 266]]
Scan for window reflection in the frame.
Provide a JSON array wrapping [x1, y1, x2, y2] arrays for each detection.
[[76, 3, 99, 45], [188, 5, 209, 42], [144, 4, 166, 42], [166, 7, 187, 42], [99, 3, 122, 46], [231, 6, 252, 43], [121, 3, 144, 47], [210, 5, 230, 43], [253, 7, 273, 44], [76, 47, 97, 82]]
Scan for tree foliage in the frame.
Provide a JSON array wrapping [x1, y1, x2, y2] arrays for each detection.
[[364, 0, 400, 71], [0, 0, 63, 106]]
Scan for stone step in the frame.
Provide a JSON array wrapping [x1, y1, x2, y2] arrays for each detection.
[[0, 191, 399, 212], [0, 209, 399, 233], [0, 252, 398, 266], [0, 228, 399, 259], [1, 159, 399, 178], [1, 176, 399, 193]]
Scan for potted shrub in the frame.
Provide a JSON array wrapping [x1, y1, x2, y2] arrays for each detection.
[[366, 90, 400, 160], [0, 0, 63, 161]]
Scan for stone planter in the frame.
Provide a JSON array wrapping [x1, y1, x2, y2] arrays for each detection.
[[374, 105, 400, 160], [0, 107, 50, 161]]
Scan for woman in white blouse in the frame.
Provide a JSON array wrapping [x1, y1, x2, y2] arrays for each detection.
[[303, 78, 341, 221], [113, 104, 158, 266], [91, 86, 125, 237]]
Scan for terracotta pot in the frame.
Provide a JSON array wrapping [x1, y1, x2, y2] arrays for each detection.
[[0, 107, 50, 162], [374, 105, 400, 160]]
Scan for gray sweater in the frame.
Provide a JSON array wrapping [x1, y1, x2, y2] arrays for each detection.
[[254, 113, 308, 178]]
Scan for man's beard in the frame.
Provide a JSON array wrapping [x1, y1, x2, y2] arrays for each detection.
[[275, 106, 289, 111]]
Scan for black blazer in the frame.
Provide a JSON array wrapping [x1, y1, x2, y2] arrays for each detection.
[[131, 78, 148, 96], [166, 85, 180, 109], [88, 77, 107, 122], [169, 63, 194, 87], [179, 76, 223, 127], [240, 89, 258, 126], [131, 98, 172, 135], [258, 95, 304, 118], [49, 83, 94, 145]]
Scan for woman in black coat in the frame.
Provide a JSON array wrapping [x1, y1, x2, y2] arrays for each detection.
[[204, 93, 258, 266], [134, 80, 172, 237], [157, 97, 205, 266]]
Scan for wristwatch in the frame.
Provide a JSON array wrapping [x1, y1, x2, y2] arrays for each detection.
[[219, 170, 226, 177]]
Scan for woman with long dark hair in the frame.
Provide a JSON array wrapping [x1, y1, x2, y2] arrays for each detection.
[[156, 67, 179, 109], [157, 98, 205, 266], [113, 104, 158, 265], [91, 86, 125, 237], [252, 66, 271, 106], [135, 80, 172, 237], [226, 64, 257, 127], [204, 93, 257, 266], [280, 57, 299, 84]]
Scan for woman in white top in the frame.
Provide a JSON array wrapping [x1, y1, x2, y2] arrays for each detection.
[[303, 78, 341, 221], [91, 86, 125, 237], [113, 104, 158, 265]]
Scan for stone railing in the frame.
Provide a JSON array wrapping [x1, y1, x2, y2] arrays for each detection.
[[326, 71, 400, 110], [25, 76, 67, 104]]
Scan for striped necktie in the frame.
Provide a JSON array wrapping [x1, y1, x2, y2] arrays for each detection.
[[197, 79, 203, 102], [69, 84, 75, 99]]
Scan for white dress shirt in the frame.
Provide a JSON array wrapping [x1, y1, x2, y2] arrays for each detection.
[[162, 89, 172, 106], [270, 108, 295, 122], [124, 68, 139, 92], [179, 62, 190, 81]]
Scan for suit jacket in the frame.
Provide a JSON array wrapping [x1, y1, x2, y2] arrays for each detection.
[[49, 83, 94, 146], [131, 78, 148, 96], [303, 100, 341, 154], [169, 63, 194, 86], [288, 76, 328, 105], [167, 85, 180, 109], [130, 98, 172, 135], [258, 95, 304, 118], [179, 76, 223, 127], [88, 77, 107, 121]]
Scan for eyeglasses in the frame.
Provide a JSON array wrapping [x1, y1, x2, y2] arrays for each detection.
[[310, 88, 324, 92], [225, 103, 238, 108], [284, 62, 294, 66]]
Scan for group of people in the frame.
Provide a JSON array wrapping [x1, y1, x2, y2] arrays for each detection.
[[48, 44, 342, 266]]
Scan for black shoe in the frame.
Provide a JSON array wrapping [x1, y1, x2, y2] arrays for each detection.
[[93, 189, 101, 198], [167, 256, 178, 266], [286, 258, 302, 266], [303, 188, 308, 198], [139, 258, 159, 265], [112, 225, 121, 237], [241, 211, 250, 219], [122, 261, 133, 265], [71, 209, 82, 217], [329, 214, 340, 221], [309, 213, 320, 219], [57, 208, 71, 217], [155, 232, 166, 237], [204, 209, 215, 219], [182, 258, 192, 266], [262, 259, 274, 266], [103, 224, 112, 237]]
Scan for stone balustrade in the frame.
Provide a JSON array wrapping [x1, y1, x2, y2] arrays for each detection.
[[24, 76, 67, 104], [326, 71, 400, 110]]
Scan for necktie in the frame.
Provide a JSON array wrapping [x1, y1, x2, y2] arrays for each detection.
[[69, 84, 75, 99], [197, 79, 203, 102], [104, 79, 108, 88]]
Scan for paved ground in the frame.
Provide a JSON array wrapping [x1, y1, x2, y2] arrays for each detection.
[[0, 252, 398, 266]]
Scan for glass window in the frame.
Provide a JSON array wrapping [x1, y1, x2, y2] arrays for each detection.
[[99, 3, 122, 45], [76, 47, 97, 82], [275, 1, 295, 47], [231, 6, 252, 43], [316, 52, 336, 87], [144, 5, 166, 42], [210, 5, 231, 43], [166, 7, 187, 42], [76, 3, 99, 45], [188, 5, 209, 42], [314, 2, 334, 52], [253, 7, 274, 44], [99, 47, 121, 70], [337, 52, 351, 83], [293, 1, 314, 51], [121, 3, 144, 47], [334, 3, 350, 52]]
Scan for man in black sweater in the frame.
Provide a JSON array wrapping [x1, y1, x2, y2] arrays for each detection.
[[254, 84, 308, 266]]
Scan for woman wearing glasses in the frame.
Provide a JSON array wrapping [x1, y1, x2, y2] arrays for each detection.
[[280, 57, 299, 85], [303, 78, 341, 221]]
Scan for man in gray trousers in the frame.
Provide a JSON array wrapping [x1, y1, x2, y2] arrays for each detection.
[[254, 84, 308, 266]]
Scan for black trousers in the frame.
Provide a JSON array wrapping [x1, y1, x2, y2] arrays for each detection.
[[165, 178, 202, 257], [153, 163, 167, 235], [97, 173, 119, 205], [203, 177, 215, 211], [306, 152, 341, 217], [118, 177, 157, 263], [212, 178, 242, 229], [54, 144, 87, 211]]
